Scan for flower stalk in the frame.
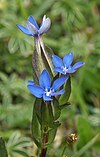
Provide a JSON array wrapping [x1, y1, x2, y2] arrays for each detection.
[[40, 128, 48, 157]]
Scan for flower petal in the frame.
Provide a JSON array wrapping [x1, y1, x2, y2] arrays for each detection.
[[63, 52, 74, 68], [26, 21, 38, 36], [52, 55, 63, 67], [39, 70, 51, 89], [39, 18, 51, 35], [66, 68, 76, 73], [16, 24, 32, 36], [28, 16, 39, 29], [27, 85, 44, 98], [54, 67, 64, 74], [72, 62, 85, 70], [51, 89, 65, 96], [43, 93, 52, 101], [52, 76, 68, 91], [40, 15, 46, 27], [28, 80, 34, 85]]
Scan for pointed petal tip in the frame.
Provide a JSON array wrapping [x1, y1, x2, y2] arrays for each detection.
[[43, 15, 46, 21], [39, 70, 51, 89], [39, 17, 51, 35], [26, 21, 39, 36], [63, 52, 74, 68], [52, 54, 63, 67], [27, 85, 44, 98], [82, 62, 85, 65], [72, 61, 85, 70], [51, 89, 65, 96], [28, 80, 34, 85], [16, 24, 32, 36], [28, 15, 39, 30]]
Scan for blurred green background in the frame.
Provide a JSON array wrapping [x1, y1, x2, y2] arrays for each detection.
[[0, 0, 100, 157]]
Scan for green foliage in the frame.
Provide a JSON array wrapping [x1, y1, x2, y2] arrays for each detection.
[[59, 77, 71, 105], [6, 132, 31, 157], [0, 0, 100, 156], [0, 137, 8, 157]]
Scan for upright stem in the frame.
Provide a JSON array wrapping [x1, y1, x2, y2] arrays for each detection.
[[40, 147, 47, 157], [40, 130, 48, 157], [61, 145, 66, 157]]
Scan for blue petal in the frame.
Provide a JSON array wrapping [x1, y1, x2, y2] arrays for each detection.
[[27, 85, 44, 98], [52, 55, 63, 67], [16, 24, 32, 36], [51, 89, 65, 96], [40, 15, 46, 27], [72, 62, 85, 70], [28, 80, 34, 85], [39, 18, 51, 35], [52, 76, 68, 91], [54, 67, 65, 74], [39, 70, 51, 89], [28, 16, 39, 30], [26, 21, 38, 36], [43, 94, 53, 101], [66, 68, 76, 73], [63, 52, 74, 68]]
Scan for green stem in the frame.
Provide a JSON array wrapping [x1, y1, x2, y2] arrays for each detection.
[[40, 130, 48, 157], [40, 147, 47, 157], [61, 144, 67, 157], [18, 0, 27, 18]]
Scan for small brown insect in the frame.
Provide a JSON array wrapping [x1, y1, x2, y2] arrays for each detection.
[[67, 133, 77, 144]]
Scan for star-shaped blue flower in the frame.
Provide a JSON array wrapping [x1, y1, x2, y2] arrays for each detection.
[[52, 52, 85, 75], [16, 15, 51, 37], [27, 70, 68, 101]]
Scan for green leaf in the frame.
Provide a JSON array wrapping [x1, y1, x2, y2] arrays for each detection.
[[31, 100, 41, 148], [47, 128, 57, 145], [13, 149, 29, 157], [0, 137, 8, 157], [8, 37, 19, 54], [41, 101, 54, 129], [53, 98, 61, 121], [34, 98, 42, 124], [77, 116, 92, 149], [59, 77, 71, 105], [45, 121, 60, 146], [59, 102, 71, 110]]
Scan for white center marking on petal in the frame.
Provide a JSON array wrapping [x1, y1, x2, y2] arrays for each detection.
[[45, 88, 52, 96], [62, 66, 72, 74], [62, 66, 68, 74]]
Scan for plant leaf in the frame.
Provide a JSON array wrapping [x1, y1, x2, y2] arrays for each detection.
[[0, 137, 8, 157], [13, 149, 29, 157], [31, 99, 41, 148], [53, 98, 61, 121], [77, 116, 92, 149], [59, 76, 71, 105], [41, 101, 54, 129]]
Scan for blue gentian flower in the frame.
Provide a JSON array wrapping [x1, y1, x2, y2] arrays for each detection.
[[16, 15, 51, 37], [27, 70, 68, 101], [52, 52, 85, 75]]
